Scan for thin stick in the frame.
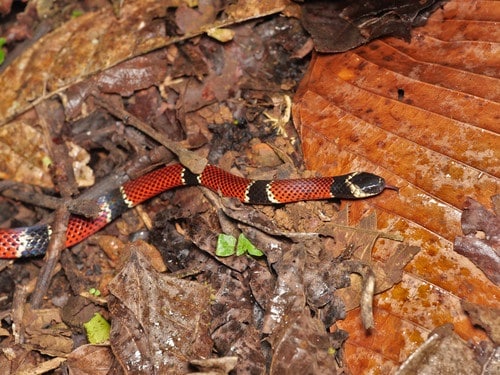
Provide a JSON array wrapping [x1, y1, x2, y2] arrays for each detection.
[[93, 94, 208, 174]]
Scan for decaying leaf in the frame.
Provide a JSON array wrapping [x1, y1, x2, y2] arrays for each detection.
[[300, 0, 446, 52], [264, 245, 342, 374], [454, 197, 500, 285], [0, 120, 52, 187], [21, 305, 74, 357], [461, 300, 500, 345], [66, 345, 114, 375], [107, 250, 212, 374], [0, 0, 496, 373], [396, 324, 483, 375], [189, 356, 238, 375], [0, 1, 298, 187]]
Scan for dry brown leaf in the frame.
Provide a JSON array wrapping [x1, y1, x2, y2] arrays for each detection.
[[293, 0, 499, 373], [21, 305, 74, 357], [0, 120, 52, 186], [263, 244, 342, 374], [107, 250, 212, 374], [189, 356, 238, 375], [66, 345, 114, 375]]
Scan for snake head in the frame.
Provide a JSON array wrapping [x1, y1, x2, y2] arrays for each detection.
[[346, 172, 390, 198]]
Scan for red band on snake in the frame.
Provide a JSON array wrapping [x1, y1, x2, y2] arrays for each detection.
[[0, 164, 387, 258]]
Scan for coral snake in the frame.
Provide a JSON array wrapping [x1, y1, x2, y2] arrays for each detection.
[[0, 163, 389, 258]]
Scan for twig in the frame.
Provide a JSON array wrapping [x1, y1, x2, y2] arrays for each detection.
[[93, 94, 208, 174], [30, 102, 77, 308], [0, 182, 62, 210], [29, 207, 70, 308]]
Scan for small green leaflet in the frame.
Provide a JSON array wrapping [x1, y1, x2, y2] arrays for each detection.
[[84, 313, 111, 344], [216, 233, 263, 257], [0, 38, 6, 65], [236, 233, 263, 256], [71, 9, 84, 17], [216, 233, 237, 256], [89, 287, 101, 296]]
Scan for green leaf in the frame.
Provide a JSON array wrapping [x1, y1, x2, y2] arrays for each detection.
[[236, 233, 264, 257], [216, 233, 236, 257], [71, 9, 84, 18], [0, 38, 6, 66], [83, 313, 110, 344], [89, 287, 101, 297]]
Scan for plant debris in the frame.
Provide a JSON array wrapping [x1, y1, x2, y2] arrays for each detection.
[[300, 0, 447, 52], [108, 250, 212, 374], [396, 324, 486, 375], [454, 197, 500, 286]]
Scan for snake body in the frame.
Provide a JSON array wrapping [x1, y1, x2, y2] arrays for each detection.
[[0, 164, 387, 258]]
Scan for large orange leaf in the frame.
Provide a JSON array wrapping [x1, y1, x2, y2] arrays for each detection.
[[293, 0, 499, 372]]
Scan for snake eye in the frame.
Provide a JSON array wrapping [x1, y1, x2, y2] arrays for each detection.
[[346, 172, 386, 198]]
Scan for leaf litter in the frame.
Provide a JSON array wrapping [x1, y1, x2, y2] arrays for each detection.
[[0, 0, 488, 374]]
